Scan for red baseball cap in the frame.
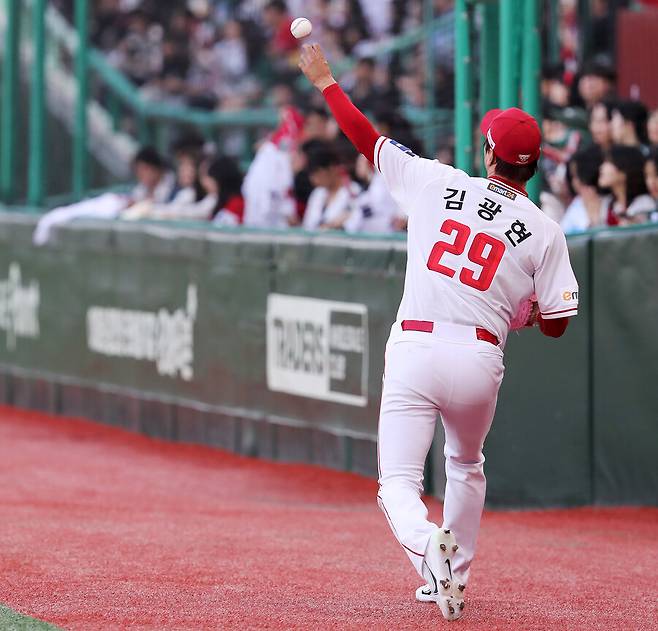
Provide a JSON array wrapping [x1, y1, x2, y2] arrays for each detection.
[[480, 108, 541, 165]]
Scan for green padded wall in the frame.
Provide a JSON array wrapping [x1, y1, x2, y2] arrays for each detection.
[[591, 227, 658, 505], [0, 212, 655, 507], [485, 235, 592, 507]]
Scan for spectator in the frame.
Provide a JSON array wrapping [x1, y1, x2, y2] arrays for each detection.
[[433, 0, 456, 66], [644, 148, 658, 222], [156, 37, 192, 100], [574, 60, 616, 110], [263, 0, 297, 56], [215, 19, 249, 76], [587, 1, 619, 60], [211, 20, 255, 107], [302, 144, 361, 231], [541, 62, 570, 108], [271, 82, 297, 111], [542, 104, 582, 168], [348, 58, 385, 113], [170, 133, 206, 163], [129, 147, 177, 205], [561, 146, 611, 234], [611, 100, 649, 149], [345, 154, 405, 233], [92, 0, 123, 50], [141, 154, 245, 224], [540, 105, 581, 219], [206, 157, 246, 225], [168, 9, 195, 46], [292, 139, 327, 221], [109, 9, 160, 86], [34, 147, 176, 244], [648, 109, 658, 147], [589, 100, 616, 152], [242, 106, 301, 228], [599, 145, 655, 226], [168, 151, 206, 208], [302, 107, 335, 142], [137, 149, 208, 221], [374, 108, 424, 156]]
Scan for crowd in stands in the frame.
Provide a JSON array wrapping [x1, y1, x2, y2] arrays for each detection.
[[541, 59, 658, 232], [42, 0, 658, 240], [54, 0, 448, 112]]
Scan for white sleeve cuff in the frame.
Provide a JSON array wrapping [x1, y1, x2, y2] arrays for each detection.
[[540, 308, 578, 319]]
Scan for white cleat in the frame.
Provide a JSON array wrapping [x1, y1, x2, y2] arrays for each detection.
[[418, 528, 465, 621], [451, 581, 466, 617]]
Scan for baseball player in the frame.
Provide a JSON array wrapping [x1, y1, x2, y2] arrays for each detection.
[[299, 45, 578, 621]]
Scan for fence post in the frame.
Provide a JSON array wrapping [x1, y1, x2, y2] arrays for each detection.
[[499, 0, 516, 108], [423, 0, 437, 157], [108, 92, 121, 131], [479, 1, 499, 115], [479, 0, 499, 175], [547, 0, 561, 64], [511, 0, 523, 106], [522, 0, 541, 202], [73, 0, 89, 200], [27, 0, 46, 206], [454, 0, 472, 173], [1, 0, 20, 203]]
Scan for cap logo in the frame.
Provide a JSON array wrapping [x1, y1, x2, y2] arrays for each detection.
[[486, 129, 496, 149], [518, 153, 531, 162]]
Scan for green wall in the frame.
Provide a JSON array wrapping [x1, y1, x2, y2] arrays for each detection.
[[0, 212, 655, 507]]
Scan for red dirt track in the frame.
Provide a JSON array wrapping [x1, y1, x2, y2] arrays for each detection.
[[1, 407, 657, 631]]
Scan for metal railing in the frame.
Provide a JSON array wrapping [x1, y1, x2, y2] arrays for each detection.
[[454, 0, 541, 199]]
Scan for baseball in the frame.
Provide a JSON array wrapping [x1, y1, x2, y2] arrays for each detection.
[[291, 17, 313, 39]]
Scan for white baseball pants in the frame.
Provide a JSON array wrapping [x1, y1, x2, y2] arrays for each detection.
[[377, 322, 505, 584]]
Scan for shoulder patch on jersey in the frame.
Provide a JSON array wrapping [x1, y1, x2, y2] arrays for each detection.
[[389, 139, 417, 158], [487, 181, 517, 200]]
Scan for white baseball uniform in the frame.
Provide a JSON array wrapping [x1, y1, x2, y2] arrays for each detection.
[[374, 136, 579, 585]]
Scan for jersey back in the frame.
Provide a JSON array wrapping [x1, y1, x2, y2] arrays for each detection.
[[374, 137, 579, 343]]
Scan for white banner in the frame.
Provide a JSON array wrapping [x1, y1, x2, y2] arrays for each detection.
[[266, 294, 369, 407], [0, 263, 40, 350], [86, 285, 198, 381]]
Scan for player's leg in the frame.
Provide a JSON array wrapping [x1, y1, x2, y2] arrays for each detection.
[[439, 347, 504, 585], [379, 337, 475, 621], [377, 339, 440, 577]]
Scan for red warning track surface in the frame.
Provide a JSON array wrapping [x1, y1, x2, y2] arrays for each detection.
[[1, 406, 657, 631]]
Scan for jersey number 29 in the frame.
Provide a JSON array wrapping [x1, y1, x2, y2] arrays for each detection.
[[427, 219, 505, 292]]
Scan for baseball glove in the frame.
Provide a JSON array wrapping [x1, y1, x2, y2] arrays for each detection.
[[509, 296, 540, 330]]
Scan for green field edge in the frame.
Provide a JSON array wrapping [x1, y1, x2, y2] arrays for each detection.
[[0, 605, 63, 631]]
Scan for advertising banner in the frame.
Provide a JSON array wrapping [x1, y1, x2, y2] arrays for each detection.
[[266, 293, 369, 407]]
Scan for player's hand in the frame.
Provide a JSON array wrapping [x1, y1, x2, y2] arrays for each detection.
[[526, 301, 540, 327], [299, 44, 336, 92]]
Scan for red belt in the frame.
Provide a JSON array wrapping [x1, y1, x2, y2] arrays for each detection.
[[401, 320, 499, 346]]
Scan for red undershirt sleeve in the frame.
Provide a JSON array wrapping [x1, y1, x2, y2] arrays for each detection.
[[538, 315, 569, 338], [322, 83, 380, 164]]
